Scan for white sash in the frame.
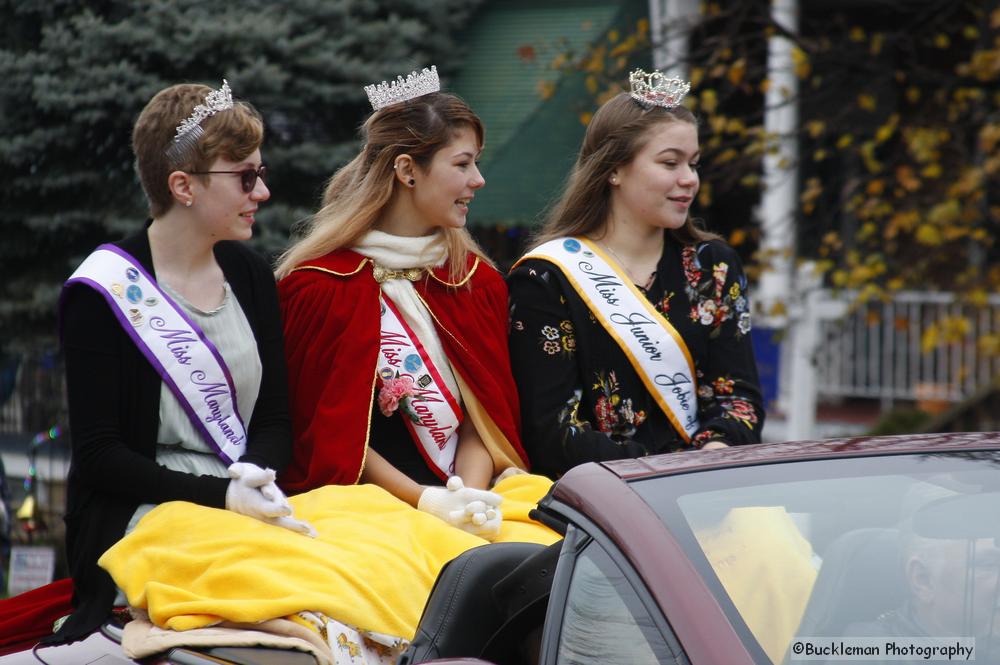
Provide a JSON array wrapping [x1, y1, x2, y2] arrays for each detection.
[[519, 237, 699, 441], [64, 245, 247, 464], [377, 294, 462, 479]]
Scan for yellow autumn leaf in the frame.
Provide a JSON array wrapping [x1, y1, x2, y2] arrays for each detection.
[[915, 224, 943, 245], [933, 34, 950, 49], [728, 58, 746, 86], [806, 120, 826, 138], [866, 179, 885, 196], [725, 118, 747, 136], [906, 86, 921, 103], [837, 134, 853, 148], [608, 29, 619, 43], [874, 114, 899, 144], [813, 149, 827, 161], [729, 228, 747, 246], [536, 80, 556, 100], [921, 325, 940, 354], [792, 47, 811, 79], [690, 66, 705, 88], [699, 181, 713, 206], [870, 33, 884, 55], [717, 148, 739, 164], [579, 111, 593, 126], [921, 163, 942, 178], [636, 18, 649, 37], [849, 26, 866, 42], [857, 93, 877, 111], [700, 89, 718, 114], [739, 173, 760, 188], [760, 78, 771, 94], [896, 165, 921, 192]]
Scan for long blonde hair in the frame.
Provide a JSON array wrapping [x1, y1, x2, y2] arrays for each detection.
[[532, 92, 718, 249], [275, 92, 493, 280]]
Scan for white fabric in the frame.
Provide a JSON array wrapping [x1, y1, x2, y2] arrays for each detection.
[[353, 230, 461, 402]]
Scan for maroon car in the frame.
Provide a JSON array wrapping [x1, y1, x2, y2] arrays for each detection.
[[5, 433, 1000, 664], [401, 432, 1000, 665]]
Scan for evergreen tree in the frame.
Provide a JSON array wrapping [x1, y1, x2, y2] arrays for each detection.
[[0, 0, 482, 346]]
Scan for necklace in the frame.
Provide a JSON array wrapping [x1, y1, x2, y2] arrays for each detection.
[[602, 243, 657, 290]]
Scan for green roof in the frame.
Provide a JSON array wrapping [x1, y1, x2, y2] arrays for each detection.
[[450, 0, 645, 226]]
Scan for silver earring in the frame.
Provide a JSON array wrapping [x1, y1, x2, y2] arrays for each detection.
[[185, 199, 193, 207]]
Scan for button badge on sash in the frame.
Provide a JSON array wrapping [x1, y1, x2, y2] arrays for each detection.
[[126, 285, 143, 304], [126, 267, 140, 282], [110, 283, 124, 298], [128, 308, 145, 327], [404, 354, 423, 372]]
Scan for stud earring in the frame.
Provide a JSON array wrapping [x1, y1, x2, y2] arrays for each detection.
[[408, 179, 415, 186], [185, 199, 193, 207], [610, 177, 618, 185]]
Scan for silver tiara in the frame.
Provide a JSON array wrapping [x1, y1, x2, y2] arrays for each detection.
[[364, 66, 440, 111], [628, 69, 691, 109], [165, 79, 234, 166]]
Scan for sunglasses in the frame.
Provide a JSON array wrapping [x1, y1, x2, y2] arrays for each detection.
[[188, 165, 267, 193]]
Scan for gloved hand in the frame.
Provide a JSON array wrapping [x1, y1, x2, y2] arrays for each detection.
[[226, 462, 317, 537], [418, 476, 503, 533], [456, 499, 503, 541]]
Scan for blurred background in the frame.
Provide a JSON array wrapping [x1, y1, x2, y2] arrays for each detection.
[[0, 0, 998, 593]]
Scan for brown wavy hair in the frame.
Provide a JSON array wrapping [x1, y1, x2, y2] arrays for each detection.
[[532, 92, 718, 248]]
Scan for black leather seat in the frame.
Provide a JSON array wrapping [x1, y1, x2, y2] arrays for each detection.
[[794, 527, 905, 640], [398, 542, 544, 665]]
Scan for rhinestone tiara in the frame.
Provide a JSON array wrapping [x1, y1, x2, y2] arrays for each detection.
[[364, 66, 440, 111], [628, 69, 691, 109], [165, 79, 234, 166]]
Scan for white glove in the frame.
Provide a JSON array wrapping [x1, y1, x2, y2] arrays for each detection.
[[457, 499, 503, 541], [226, 462, 317, 537], [418, 476, 503, 533]]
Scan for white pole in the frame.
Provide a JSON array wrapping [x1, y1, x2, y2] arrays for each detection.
[[650, 0, 700, 76], [758, 0, 799, 323]]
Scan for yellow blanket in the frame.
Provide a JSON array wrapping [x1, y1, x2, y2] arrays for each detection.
[[100, 475, 558, 639]]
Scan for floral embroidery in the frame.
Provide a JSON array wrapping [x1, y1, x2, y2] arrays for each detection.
[[693, 429, 724, 448], [712, 376, 735, 396], [592, 370, 646, 438], [682, 244, 751, 339], [721, 397, 759, 429], [655, 291, 675, 316], [539, 320, 576, 356]]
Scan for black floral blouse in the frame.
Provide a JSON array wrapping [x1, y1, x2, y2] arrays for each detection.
[[508, 233, 764, 478]]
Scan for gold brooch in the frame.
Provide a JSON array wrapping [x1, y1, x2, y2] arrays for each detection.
[[372, 264, 425, 283]]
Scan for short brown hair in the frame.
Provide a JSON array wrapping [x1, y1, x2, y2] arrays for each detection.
[[533, 92, 717, 248], [132, 83, 264, 217]]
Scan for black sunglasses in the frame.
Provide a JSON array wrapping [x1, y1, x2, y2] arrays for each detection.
[[188, 165, 267, 193]]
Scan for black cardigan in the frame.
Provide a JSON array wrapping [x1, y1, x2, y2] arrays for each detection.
[[508, 234, 764, 478], [50, 228, 291, 643]]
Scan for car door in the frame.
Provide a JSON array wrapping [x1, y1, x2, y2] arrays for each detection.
[[538, 521, 690, 665]]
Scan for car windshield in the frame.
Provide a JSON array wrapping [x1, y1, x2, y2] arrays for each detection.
[[631, 451, 1000, 665]]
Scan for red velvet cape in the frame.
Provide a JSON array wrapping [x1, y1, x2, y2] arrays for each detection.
[[278, 249, 527, 492]]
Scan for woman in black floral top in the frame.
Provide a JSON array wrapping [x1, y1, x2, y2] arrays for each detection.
[[508, 77, 763, 478]]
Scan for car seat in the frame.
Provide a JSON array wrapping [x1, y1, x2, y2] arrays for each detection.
[[398, 542, 545, 665], [793, 527, 905, 640]]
